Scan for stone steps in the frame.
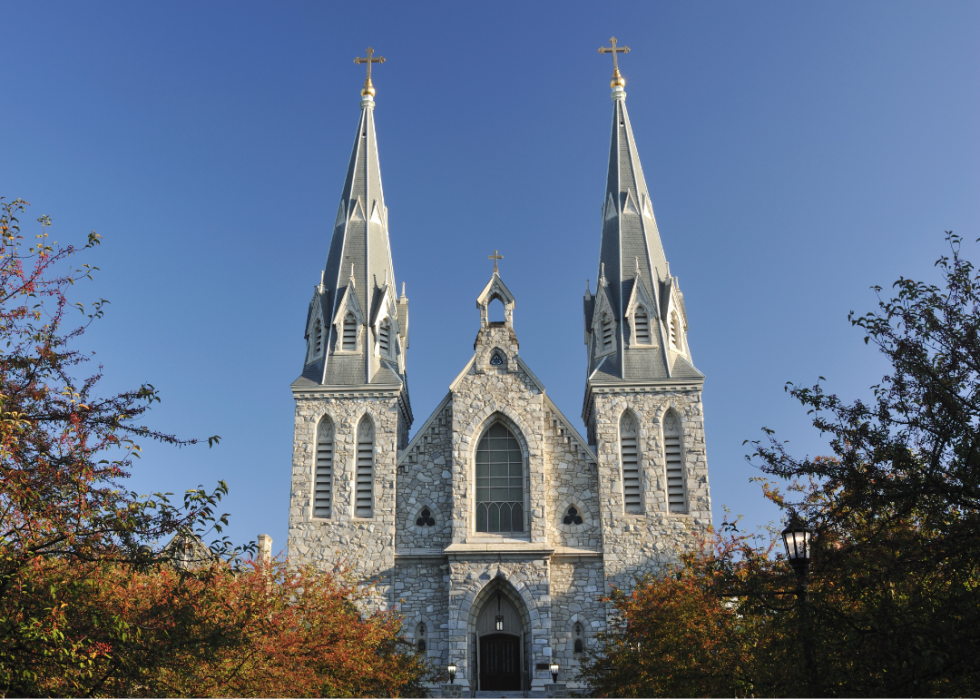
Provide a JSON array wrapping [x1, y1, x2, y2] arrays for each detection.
[[474, 692, 524, 699]]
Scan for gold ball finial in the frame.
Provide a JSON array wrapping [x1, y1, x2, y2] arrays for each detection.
[[610, 69, 626, 89], [361, 78, 376, 97]]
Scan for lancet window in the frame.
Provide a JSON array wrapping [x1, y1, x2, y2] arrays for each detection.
[[343, 312, 357, 351], [620, 412, 642, 514], [601, 313, 614, 352], [574, 622, 585, 654], [475, 423, 525, 534], [313, 417, 334, 518], [355, 417, 375, 518], [313, 318, 323, 356], [634, 307, 650, 345], [663, 412, 687, 513], [378, 319, 391, 356]]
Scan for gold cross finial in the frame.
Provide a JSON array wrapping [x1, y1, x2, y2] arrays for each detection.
[[598, 37, 630, 88], [354, 46, 386, 97], [488, 250, 504, 275]]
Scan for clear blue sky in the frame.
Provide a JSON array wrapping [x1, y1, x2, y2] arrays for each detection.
[[2, 1, 977, 554]]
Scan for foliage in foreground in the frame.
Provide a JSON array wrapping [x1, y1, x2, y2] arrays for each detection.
[[0, 197, 431, 696], [11, 557, 432, 697], [580, 233, 980, 697]]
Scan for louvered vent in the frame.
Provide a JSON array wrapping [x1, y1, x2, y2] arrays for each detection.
[[343, 313, 357, 350], [379, 320, 390, 355], [634, 308, 650, 344], [314, 319, 323, 355], [620, 413, 642, 514], [313, 419, 333, 518], [355, 418, 374, 518], [664, 413, 687, 512], [602, 314, 614, 351]]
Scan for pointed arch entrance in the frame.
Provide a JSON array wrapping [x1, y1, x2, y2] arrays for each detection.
[[471, 578, 529, 693]]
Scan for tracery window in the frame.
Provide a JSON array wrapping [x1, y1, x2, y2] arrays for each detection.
[[574, 622, 584, 654], [343, 312, 357, 351], [563, 506, 583, 525], [313, 417, 334, 518], [355, 417, 375, 518], [416, 508, 435, 527], [475, 423, 524, 534], [663, 412, 687, 513], [620, 412, 642, 514], [489, 352, 503, 366], [416, 622, 427, 652]]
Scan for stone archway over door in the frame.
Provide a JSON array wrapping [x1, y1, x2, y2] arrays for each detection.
[[476, 591, 523, 691]]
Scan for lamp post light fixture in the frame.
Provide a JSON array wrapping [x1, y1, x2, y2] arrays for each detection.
[[495, 591, 505, 631], [447, 662, 457, 685], [781, 513, 816, 691], [781, 514, 813, 578], [549, 662, 560, 683]]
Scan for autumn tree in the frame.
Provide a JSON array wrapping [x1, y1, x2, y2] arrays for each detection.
[[581, 232, 980, 697], [0, 197, 433, 697], [0, 197, 240, 695]]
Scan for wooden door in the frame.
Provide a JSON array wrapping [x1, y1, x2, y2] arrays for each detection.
[[479, 633, 522, 691]]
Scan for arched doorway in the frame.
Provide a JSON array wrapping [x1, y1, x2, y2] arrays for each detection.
[[476, 589, 523, 692]]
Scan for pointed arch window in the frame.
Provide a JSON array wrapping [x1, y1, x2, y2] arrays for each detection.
[[620, 413, 642, 514], [355, 417, 375, 518], [415, 622, 427, 652], [601, 313, 614, 352], [475, 423, 525, 534], [378, 319, 391, 356], [634, 307, 650, 345], [663, 412, 687, 513], [343, 313, 357, 351], [313, 417, 334, 518], [573, 622, 585, 654]]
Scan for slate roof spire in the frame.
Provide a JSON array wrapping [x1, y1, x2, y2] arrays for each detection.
[[295, 57, 409, 394], [583, 44, 703, 391]]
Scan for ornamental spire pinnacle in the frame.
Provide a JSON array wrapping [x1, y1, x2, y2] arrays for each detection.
[[598, 37, 630, 91], [354, 46, 385, 100]]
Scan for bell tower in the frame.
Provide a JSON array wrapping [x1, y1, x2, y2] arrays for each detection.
[[287, 51, 411, 607], [583, 39, 712, 589]]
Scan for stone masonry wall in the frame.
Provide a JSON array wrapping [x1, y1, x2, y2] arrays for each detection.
[[287, 390, 407, 611], [589, 388, 712, 592], [550, 560, 606, 688], [397, 400, 454, 551], [544, 408, 601, 551]]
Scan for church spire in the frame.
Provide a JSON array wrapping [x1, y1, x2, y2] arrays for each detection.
[[296, 50, 409, 394], [584, 40, 702, 390]]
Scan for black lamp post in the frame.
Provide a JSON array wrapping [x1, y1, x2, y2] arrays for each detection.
[[781, 514, 815, 691], [549, 662, 560, 683], [447, 661, 457, 685]]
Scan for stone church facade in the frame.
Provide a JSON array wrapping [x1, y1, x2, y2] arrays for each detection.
[[287, 58, 712, 696]]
